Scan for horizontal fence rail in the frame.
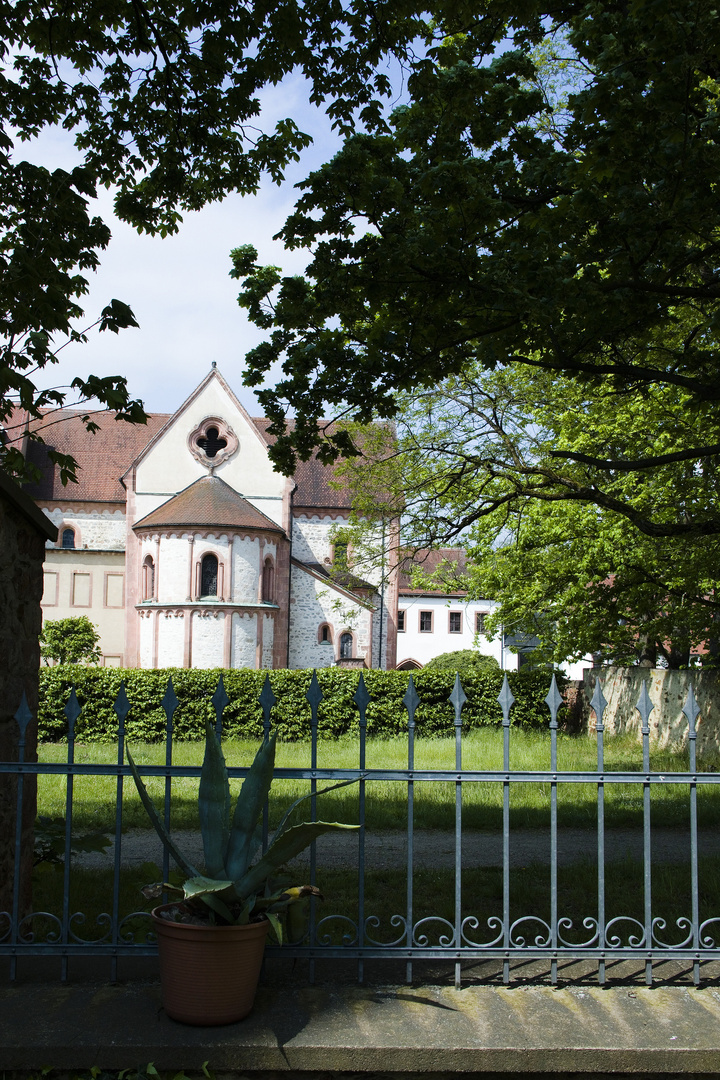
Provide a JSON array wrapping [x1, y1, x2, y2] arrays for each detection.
[[2, 672, 719, 986]]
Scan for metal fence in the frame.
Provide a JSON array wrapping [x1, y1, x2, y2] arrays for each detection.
[[2, 672, 720, 986]]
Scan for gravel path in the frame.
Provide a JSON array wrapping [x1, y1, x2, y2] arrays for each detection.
[[72, 827, 720, 871]]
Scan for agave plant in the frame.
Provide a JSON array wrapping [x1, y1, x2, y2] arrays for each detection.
[[127, 719, 359, 938]]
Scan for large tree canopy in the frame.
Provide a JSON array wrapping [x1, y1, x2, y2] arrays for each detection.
[[0, 0, 439, 481], [236, 0, 720, 494], [337, 364, 720, 668]]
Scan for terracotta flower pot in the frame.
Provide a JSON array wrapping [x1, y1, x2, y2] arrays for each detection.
[[152, 904, 270, 1025]]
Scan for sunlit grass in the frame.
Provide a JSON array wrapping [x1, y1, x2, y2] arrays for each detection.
[[36, 729, 720, 832]]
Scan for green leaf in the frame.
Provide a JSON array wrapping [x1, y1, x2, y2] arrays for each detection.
[[126, 745, 198, 878], [235, 822, 359, 900], [198, 718, 230, 878], [182, 874, 235, 899], [224, 731, 277, 882]]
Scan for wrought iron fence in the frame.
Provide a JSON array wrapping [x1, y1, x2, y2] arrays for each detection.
[[2, 671, 720, 986]]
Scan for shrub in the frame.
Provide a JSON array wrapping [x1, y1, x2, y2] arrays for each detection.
[[37, 666, 568, 743], [424, 650, 500, 673]]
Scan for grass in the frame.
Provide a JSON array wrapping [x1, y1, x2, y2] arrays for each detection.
[[29, 856, 720, 953], [37, 728, 720, 832]]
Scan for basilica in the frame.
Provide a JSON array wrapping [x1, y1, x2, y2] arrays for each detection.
[[13, 366, 399, 670]]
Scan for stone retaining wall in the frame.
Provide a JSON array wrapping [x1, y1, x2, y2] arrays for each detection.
[[581, 666, 720, 754]]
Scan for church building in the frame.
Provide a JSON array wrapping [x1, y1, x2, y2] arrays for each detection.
[[11, 367, 399, 670]]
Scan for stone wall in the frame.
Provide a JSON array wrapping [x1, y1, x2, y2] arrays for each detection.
[[581, 667, 720, 754], [0, 470, 57, 918]]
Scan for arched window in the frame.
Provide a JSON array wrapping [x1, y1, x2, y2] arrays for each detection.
[[318, 623, 332, 644], [61, 527, 76, 549], [142, 555, 155, 601], [201, 553, 218, 596], [340, 632, 353, 660], [262, 557, 275, 602]]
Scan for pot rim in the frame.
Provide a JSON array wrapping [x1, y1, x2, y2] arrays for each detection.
[[151, 901, 270, 934]]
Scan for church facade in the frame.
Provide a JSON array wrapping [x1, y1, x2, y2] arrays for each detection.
[[14, 367, 399, 670]]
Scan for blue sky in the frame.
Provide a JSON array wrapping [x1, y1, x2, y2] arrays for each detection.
[[24, 76, 345, 420]]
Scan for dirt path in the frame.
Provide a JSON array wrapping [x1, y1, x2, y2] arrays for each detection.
[[73, 827, 720, 871]]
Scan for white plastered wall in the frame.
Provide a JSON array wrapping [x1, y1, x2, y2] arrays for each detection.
[[396, 595, 516, 669], [133, 375, 286, 526]]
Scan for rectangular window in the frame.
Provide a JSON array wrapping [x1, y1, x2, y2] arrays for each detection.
[[449, 611, 462, 633], [42, 571, 58, 606], [476, 612, 487, 634], [419, 610, 433, 633], [397, 609, 406, 632], [72, 572, 91, 607], [103, 655, 123, 668], [105, 573, 124, 608]]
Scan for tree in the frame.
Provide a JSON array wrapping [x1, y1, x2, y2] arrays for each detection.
[[335, 364, 720, 669], [0, 0, 442, 483], [40, 616, 101, 665], [235, 0, 720, 505]]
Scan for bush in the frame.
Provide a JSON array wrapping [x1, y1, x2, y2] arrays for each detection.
[[37, 666, 568, 743], [424, 650, 500, 672]]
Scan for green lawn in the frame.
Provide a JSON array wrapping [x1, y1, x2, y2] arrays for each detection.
[[36, 728, 720, 832]]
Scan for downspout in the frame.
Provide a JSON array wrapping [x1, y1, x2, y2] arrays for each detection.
[[377, 518, 386, 669]]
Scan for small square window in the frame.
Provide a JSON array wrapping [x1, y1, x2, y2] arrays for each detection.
[[449, 611, 462, 633], [476, 612, 487, 634], [419, 610, 433, 633], [397, 610, 406, 632]]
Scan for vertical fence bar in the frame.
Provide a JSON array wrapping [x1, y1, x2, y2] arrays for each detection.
[[591, 679, 608, 986], [403, 677, 420, 985], [161, 678, 179, 898], [259, 676, 276, 857], [498, 676, 515, 985], [306, 671, 322, 984], [450, 675, 467, 989], [683, 687, 701, 986], [354, 675, 370, 984], [110, 683, 130, 982], [10, 694, 33, 982], [545, 677, 563, 986], [636, 682, 654, 986], [61, 688, 81, 982]]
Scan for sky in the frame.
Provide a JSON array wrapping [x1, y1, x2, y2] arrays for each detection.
[[22, 75, 345, 420]]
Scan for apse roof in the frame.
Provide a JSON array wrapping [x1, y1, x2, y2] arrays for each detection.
[[133, 475, 284, 533]]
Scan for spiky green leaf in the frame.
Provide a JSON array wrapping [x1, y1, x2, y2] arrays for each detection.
[[126, 745, 198, 878], [183, 874, 235, 900], [224, 732, 277, 882], [198, 719, 230, 878], [235, 821, 359, 900]]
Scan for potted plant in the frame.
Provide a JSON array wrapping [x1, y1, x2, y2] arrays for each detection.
[[127, 719, 358, 1025]]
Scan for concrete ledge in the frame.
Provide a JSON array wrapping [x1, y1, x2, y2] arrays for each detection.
[[2, 980, 720, 1074]]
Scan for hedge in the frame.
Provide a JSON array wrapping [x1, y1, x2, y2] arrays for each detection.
[[37, 667, 569, 743]]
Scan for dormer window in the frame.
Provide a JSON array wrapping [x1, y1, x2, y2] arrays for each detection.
[[188, 417, 238, 469]]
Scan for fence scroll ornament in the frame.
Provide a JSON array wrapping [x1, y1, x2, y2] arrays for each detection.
[[2, 671, 720, 986]]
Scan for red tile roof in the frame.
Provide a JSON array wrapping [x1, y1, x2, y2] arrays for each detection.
[[6, 409, 353, 508], [134, 476, 284, 533], [398, 548, 469, 595]]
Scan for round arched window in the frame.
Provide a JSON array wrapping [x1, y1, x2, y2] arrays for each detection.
[[61, 527, 76, 549], [142, 555, 155, 600], [340, 632, 353, 659], [201, 553, 218, 596]]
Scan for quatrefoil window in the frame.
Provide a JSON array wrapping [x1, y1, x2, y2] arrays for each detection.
[[188, 417, 238, 469], [197, 427, 227, 458]]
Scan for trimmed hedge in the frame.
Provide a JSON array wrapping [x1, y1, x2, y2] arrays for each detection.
[[37, 667, 569, 743]]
